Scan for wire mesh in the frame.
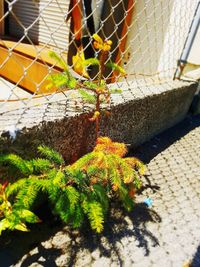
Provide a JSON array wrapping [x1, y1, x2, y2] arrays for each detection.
[[0, 0, 199, 132]]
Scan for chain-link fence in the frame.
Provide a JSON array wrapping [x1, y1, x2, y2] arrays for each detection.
[[0, 0, 199, 131]]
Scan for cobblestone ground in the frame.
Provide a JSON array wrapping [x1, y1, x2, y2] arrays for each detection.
[[0, 115, 200, 267]]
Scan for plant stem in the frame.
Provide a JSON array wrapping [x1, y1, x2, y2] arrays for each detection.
[[95, 50, 108, 140], [98, 51, 107, 86], [95, 93, 101, 140]]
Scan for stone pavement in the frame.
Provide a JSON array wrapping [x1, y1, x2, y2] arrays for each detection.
[[0, 114, 200, 267]]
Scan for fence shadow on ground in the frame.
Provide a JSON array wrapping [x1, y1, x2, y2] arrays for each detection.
[[0, 202, 161, 267], [66, 203, 161, 266], [131, 114, 200, 164], [191, 245, 200, 267]]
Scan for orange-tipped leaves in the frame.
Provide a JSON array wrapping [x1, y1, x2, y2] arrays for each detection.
[[124, 157, 146, 175], [94, 137, 127, 157]]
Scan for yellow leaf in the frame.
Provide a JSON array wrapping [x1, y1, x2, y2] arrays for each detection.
[[125, 158, 146, 175], [138, 165, 146, 176], [124, 175, 134, 184], [93, 33, 103, 44], [92, 34, 112, 52], [14, 223, 29, 232], [72, 48, 89, 78]]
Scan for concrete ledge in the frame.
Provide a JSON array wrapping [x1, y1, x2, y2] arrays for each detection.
[[0, 79, 197, 161]]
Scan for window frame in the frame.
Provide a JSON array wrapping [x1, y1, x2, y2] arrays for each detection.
[[0, 0, 5, 35]]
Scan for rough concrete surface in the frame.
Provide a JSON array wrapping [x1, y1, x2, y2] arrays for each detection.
[[0, 80, 197, 162], [0, 114, 200, 267]]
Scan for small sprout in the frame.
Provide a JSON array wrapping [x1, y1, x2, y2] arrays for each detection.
[[47, 33, 125, 139]]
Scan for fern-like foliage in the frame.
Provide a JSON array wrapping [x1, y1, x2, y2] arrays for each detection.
[[47, 51, 77, 90], [37, 145, 64, 165], [0, 137, 145, 234], [0, 154, 33, 176], [84, 201, 104, 233], [48, 51, 69, 72], [78, 89, 96, 104], [0, 182, 41, 235]]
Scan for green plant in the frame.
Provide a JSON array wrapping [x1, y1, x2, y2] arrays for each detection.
[[0, 137, 145, 234], [47, 33, 125, 139], [0, 182, 41, 235]]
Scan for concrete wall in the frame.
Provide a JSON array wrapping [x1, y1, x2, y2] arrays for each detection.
[[0, 80, 197, 162]]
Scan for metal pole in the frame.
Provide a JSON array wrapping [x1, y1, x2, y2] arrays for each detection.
[[174, 1, 200, 80]]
